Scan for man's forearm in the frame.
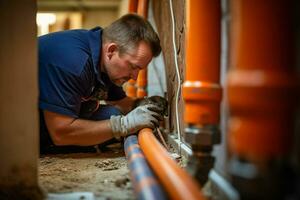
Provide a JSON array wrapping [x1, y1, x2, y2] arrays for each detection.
[[58, 119, 114, 146], [44, 111, 115, 146]]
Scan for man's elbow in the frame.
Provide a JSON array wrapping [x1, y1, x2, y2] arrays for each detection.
[[49, 128, 70, 146], [44, 110, 76, 146]]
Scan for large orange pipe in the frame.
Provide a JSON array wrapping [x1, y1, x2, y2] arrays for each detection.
[[136, 0, 149, 98], [183, 0, 222, 125], [227, 0, 298, 161], [125, 0, 139, 98], [138, 128, 206, 200]]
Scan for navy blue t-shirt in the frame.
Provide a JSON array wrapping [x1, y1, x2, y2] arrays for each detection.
[[38, 27, 126, 147]]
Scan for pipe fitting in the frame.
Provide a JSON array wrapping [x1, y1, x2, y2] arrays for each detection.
[[186, 154, 215, 185], [184, 125, 220, 147]]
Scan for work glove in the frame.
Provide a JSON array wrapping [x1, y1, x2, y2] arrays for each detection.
[[110, 104, 164, 140], [134, 96, 168, 116]]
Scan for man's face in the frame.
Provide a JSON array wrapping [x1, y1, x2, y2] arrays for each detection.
[[103, 41, 153, 87]]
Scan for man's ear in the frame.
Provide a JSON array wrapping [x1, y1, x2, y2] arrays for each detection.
[[106, 43, 118, 59]]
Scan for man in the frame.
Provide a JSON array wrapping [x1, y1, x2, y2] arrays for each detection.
[[39, 14, 163, 153]]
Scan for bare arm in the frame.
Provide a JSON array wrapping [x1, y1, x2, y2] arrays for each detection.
[[106, 96, 136, 114], [44, 110, 114, 146]]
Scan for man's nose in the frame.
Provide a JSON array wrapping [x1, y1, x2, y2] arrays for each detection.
[[131, 69, 139, 80]]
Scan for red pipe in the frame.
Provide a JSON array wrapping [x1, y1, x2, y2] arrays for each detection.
[[138, 128, 206, 200]]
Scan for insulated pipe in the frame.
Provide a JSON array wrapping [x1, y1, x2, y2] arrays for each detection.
[[227, 0, 298, 161], [125, 0, 138, 98], [138, 128, 206, 200], [136, 0, 149, 98], [183, 0, 222, 125], [124, 135, 167, 200]]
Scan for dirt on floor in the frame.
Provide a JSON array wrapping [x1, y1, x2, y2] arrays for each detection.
[[39, 142, 186, 200], [39, 143, 134, 200]]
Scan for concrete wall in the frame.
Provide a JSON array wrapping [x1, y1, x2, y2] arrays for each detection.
[[0, 1, 43, 199]]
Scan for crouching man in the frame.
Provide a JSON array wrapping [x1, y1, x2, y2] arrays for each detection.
[[39, 14, 163, 153]]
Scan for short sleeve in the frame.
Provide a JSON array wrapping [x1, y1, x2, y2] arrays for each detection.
[[39, 62, 89, 118]]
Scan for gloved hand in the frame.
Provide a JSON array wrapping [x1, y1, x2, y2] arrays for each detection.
[[134, 96, 168, 116], [110, 104, 164, 139]]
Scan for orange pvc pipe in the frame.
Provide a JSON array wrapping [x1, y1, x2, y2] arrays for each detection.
[[227, 0, 298, 161], [183, 0, 222, 125], [136, 0, 149, 98], [137, 0, 149, 18], [138, 128, 206, 200], [128, 0, 138, 13], [136, 69, 147, 98], [126, 79, 137, 98], [125, 0, 138, 98]]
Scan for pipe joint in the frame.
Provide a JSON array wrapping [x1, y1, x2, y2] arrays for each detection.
[[183, 81, 222, 124], [184, 125, 221, 147], [183, 81, 222, 101], [186, 154, 215, 185]]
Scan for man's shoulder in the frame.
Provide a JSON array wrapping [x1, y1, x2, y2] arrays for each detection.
[[38, 27, 101, 45], [38, 29, 91, 54], [39, 29, 99, 76]]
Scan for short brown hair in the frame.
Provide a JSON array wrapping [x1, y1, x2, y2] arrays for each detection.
[[103, 14, 161, 57]]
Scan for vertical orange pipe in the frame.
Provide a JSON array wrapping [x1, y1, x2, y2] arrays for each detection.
[[137, 0, 148, 19], [125, 0, 139, 98], [227, 0, 298, 161], [136, 0, 149, 98], [126, 79, 138, 98], [128, 0, 138, 13], [183, 0, 222, 126]]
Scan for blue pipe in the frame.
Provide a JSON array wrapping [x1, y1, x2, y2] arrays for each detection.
[[124, 135, 167, 200]]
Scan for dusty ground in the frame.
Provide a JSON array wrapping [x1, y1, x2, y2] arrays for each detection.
[[39, 144, 135, 200], [39, 141, 186, 200]]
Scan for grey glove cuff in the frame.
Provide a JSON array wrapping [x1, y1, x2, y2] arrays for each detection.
[[110, 115, 127, 140]]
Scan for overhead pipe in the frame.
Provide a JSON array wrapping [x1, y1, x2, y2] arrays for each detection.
[[125, 0, 139, 98], [138, 128, 206, 200], [227, 0, 298, 199], [136, 0, 149, 98], [183, 0, 222, 185], [124, 135, 167, 200]]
